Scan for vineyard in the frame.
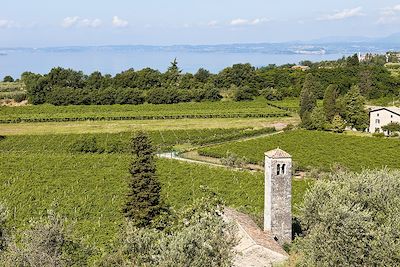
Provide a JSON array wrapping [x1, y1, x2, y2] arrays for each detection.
[[0, 127, 275, 153], [0, 151, 311, 250], [0, 98, 289, 123], [199, 130, 400, 172]]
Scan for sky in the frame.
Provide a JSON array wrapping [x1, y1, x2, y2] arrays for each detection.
[[1, 0, 400, 47]]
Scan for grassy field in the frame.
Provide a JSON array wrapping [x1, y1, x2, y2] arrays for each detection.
[[0, 116, 299, 135], [0, 98, 289, 123], [199, 130, 400, 172]]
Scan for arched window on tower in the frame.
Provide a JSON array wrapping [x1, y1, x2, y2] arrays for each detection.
[[281, 164, 286, 175], [277, 164, 281, 175]]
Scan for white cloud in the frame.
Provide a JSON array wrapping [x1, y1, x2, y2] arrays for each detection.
[[62, 16, 79, 28], [377, 5, 400, 24], [230, 17, 269, 26], [62, 17, 102, 28], [318, 7, 364, 21], [112, 16, 129, 28], [80, 18, 102, 28], [0, 19, 17, 28]]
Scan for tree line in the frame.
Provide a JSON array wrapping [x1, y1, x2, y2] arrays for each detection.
[[14, 54, 399, 106]]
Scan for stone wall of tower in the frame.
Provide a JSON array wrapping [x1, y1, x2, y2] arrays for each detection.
[[264, 155, 292, 244]]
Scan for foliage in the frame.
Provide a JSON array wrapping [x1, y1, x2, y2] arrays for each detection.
[[2, 76, 14, 83], [123, 132, 163, 227], [220, 152, 247, 168], [382, 122, 400, 135], [199, 130, 400, 172], [308, 107, 328, 130], [120, 196, 237, 267], [262, 88, 284, 101], [331, 114, 346, 133], [295, 169, 400, 267], [233, 86, 257, 101], [323, 84, 338, 122], [0, 210, 92, 267], [338, 85, 369, 130], [299, 74, 317, 121]]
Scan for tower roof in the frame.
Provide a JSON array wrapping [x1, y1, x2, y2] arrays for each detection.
[[265, 148, 291, 159]]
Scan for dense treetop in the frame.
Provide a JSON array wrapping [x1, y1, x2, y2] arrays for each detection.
[[18, 54, 400, 106]]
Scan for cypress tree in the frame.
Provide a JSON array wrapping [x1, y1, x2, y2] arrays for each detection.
[[299, 74, 317, 121], [323, 84, 338, 122], [123, 131, 162, 227]]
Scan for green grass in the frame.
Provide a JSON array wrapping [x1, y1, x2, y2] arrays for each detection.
[[199, 130, 400, 172], [0, 127, 275, 153], [0, 152, 311, 250], [0, 98, 288, 123]]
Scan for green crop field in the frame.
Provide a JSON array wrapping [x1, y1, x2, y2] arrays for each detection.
[[0, 127, 275, 153], [267, 98, 323, 112], [0, 150, 311, 251], [199, 130, 400, 172], [0, 98, 289, 123]]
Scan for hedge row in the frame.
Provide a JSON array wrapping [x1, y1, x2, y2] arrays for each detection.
[[0, 112, 290, 124]]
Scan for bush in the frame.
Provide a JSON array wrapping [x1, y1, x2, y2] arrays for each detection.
[[221, 152, 247, 168], [372, 132, 385, 138], [283, 124, 295, 132], [233, 86, 257, 101], [119, 197, 237, 267], [295, 169, 400, 266], [0, 210, 93, 266], [262, 88, 283, 101]]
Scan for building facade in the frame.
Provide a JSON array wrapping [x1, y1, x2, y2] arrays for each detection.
[[369, 107, 400, 133]]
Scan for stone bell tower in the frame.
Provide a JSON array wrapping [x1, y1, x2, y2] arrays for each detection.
[[264, 148, 292, 244]]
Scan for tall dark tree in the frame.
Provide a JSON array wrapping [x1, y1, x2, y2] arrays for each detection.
[[123, 132, 162, 227], [323, 84, 338, 122], [299, 74, 317, 121]]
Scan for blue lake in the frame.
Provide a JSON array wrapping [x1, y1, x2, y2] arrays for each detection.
[[0, 50, 349, 78]]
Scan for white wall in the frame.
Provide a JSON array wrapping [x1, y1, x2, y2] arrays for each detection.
[[369, 109, 400, 133]]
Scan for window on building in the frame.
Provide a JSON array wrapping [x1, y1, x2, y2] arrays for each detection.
[[391, 115, 393, 118], [277, 164, 281, 175], [281, 164, 286, 175], [377, 113, 379, 117], [376, 119, 380, 124]]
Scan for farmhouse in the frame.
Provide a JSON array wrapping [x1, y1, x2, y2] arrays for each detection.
[[369, 106, 400, 133]]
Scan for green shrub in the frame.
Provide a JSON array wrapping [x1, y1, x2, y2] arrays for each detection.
[[295, 169, 400, 267], [372, 132, 385, 138]]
